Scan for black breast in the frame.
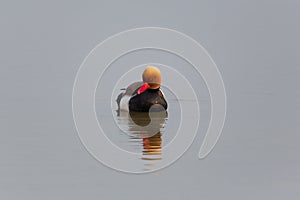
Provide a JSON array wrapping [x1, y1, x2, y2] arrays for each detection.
[[129, 89, 168, 112]]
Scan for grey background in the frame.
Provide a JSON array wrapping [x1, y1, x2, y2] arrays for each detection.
[[1, 0, 299, 199]]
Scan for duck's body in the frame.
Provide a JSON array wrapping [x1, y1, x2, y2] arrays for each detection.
[[116, 66, 168, 113], [129, 87, 167, 112], [117, 82, 167, 112]]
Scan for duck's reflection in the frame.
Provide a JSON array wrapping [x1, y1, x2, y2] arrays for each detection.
[[142, 133, 162, 160], [119, 109, 167, 171], [128, 109, 167, 137], [130, 110, 167, 171]]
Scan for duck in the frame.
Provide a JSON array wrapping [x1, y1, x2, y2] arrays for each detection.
[[116, 66, 168, 113]]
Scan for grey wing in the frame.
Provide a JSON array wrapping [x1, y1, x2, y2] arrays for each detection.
[[116, 82, 143, 115], [116, 91, 125, 109], [124, 81, 143, 96]]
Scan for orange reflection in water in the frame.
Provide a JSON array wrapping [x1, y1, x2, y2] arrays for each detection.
[[142, 133, 162, 160]]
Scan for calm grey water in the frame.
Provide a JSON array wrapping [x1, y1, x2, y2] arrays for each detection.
[[1, 1, 300, 200]]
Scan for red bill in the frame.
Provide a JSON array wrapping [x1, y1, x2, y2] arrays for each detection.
[[137, 83, 150, 94]]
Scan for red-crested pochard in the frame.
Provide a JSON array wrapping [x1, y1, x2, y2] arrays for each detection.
[[116, 66, 168, 112]]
